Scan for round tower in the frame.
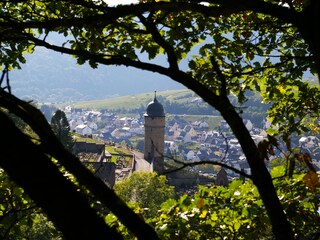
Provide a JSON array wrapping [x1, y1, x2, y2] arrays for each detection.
[[144, 92, 165, 173]]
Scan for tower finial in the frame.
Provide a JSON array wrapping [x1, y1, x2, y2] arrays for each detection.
[[154, 91, 157, 101]]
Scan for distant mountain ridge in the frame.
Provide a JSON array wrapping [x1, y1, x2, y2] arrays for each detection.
[[10, 47, 184, 103], [9, 34, 314, 105]]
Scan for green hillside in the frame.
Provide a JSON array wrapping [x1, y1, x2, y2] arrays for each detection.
[[68, 88, 270, 128], [72, 89, 194, 110]]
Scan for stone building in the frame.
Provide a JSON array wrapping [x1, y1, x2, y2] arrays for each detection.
[[144, 92, 165, 173], [72, 141, 115, 188]]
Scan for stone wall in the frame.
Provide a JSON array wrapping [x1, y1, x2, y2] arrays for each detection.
[[83, 162, 116, 188], [167, 171, 213, 187], [72, 141, 115, 187], [72, 142, 105, 156]]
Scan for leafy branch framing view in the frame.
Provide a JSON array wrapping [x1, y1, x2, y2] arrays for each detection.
[[0, 0, 320, 239]]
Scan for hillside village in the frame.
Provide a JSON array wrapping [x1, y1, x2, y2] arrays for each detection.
[[63, 104, 320, 179]]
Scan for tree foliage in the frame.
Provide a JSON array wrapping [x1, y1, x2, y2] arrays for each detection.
[[155, 182, 270, 239], [153, 170, 320, 240], [114, 171, 175, 218], [50, 109, 73, 151], [0, 0, 320, 239], [0, 169, 62, 240]]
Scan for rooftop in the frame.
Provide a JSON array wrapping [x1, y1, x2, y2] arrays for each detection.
[[145, 91, 165, 117]]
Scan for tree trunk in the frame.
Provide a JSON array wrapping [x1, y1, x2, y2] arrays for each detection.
[[169, 71, 295, 239], [0, 90, 160, 240], [215, 96, 295, 239], [0, 111, 122, 240], [299, 0, 320, 78]]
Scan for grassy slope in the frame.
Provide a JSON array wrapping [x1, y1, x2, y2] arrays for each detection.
[[72, 89, 222, 129], [72, 89, 192, 110]]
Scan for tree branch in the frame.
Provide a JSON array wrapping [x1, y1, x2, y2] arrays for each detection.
[[164, 159, 252, 179], [0, 3, 228, 31], [138, 14, 179, 70], [0, 109, 122, 240], [210, 56, 227, 97], [206, 0, 299, 24]]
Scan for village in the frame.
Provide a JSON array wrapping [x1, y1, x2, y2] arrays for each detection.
[[63, 102, 320, 184]]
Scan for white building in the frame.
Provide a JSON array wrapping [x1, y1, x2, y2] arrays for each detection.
[[75, 124, 92, 136], [87, 121, 98, 131]]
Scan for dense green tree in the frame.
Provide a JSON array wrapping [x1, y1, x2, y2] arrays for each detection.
[[0, 0, 320, 239], [0, 169, 62, 240], [114, 171, 175, 219], [51, 109, 73, 150], [271, 165, 320, 239], [156, 182, 270, 239], [153, 170, 319, 240]]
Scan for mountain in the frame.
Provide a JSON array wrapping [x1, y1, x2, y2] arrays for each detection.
[[10, 47, 185, 103], [8, 31, 314, 105]]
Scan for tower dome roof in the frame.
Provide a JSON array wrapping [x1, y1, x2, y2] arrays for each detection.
[[145, 92, 165, 117]]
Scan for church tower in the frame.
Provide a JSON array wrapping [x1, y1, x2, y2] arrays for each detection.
[[144, 92, 165, 173]]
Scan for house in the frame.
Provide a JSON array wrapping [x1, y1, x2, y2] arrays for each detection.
[[166, 130, 175, 141], [129, 126, 144, 135], [74, 118, 84, 125], [198, 131, 207, 143], [220, 120, 230, 130], [299, 136, 320, 149], [244, 119, 253, 131], [190, 97, 203, 103], [215, 168, 229, 187], [64, 105, 72, 112], [165, 141, 179, 155], [263, 119, 272, 129], [130, 119, 140, 128], [197, 149, 211, 161], [199, 121, 209, 129], [168, 128, 181, 141], [170, 122, 180, 132], [69, 119, 78, 131], [193, 121, 209, 129], [121, 127, 132, 137], [85, 110, 102, 122], [203, 131, 220, 147], [186, 150, 196, 161], [75, 124, 93, 136], [191, 120, 201, 129], [229, 138, 240, 147], [100, 131, 114, 141], [87, 121, 98, 131], [183, 125, 197, 137], [251, 134, 265, 144], [180, 131, 192, 143], [111, 128, 132, 139], [111, 128, 121, 139]]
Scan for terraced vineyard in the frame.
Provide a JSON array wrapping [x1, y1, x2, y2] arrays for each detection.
[[72, 89, 193, 110]]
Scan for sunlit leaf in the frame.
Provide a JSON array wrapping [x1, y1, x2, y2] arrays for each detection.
[[303, 171, 319, 192]]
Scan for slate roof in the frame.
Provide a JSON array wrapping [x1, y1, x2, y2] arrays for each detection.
[[145, 93, 165, 117]]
